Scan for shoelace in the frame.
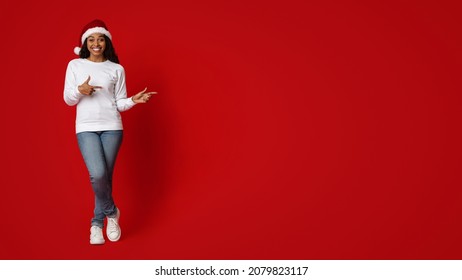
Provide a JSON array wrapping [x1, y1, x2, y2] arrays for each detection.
[[107, 218, 119, 233], [91, 227, 103, 238]]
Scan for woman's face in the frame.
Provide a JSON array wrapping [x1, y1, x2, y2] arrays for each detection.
[[86, 33, 106, 57]]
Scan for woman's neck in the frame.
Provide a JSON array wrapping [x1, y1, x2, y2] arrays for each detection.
[[87, 55, 106, 62]]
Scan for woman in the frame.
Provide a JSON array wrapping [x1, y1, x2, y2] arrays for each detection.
[[63, 19, 156, 245]]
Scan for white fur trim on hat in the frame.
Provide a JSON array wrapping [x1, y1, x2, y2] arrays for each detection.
[[74, 46, 81, 55], [80, 27, 112, 45]]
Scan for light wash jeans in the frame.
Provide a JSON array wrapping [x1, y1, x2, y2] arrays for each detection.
[[77, 130, 123, 228]]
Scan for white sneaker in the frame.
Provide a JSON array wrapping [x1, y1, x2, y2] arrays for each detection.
[[107, 209, 121, 242], [90, 226, 105, 245]]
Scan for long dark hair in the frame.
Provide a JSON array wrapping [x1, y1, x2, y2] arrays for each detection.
[[79, 35, 120, 64]]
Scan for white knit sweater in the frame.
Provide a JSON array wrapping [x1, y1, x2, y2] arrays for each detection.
[[64, 58, 136, 133]]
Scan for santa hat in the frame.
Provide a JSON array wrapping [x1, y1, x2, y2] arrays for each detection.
[[74, 19, 112, 55]]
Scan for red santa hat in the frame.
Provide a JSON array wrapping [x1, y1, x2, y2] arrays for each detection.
[[74, 19, 113, 55]]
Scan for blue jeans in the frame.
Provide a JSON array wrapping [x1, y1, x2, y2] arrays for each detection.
[[77, 130, 123, 228]]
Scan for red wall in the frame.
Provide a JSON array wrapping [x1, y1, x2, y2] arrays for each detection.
[[0, 0, 461, 259]]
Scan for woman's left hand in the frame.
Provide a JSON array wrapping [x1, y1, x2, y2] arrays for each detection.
[[131, 87, 157, 104]]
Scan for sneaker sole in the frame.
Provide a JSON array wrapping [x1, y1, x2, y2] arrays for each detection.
[[90, 240, 105, 245]]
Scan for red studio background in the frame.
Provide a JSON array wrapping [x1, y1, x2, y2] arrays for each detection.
[[0, 0, 461, 259]]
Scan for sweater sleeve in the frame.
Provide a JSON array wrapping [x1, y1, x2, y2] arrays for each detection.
[[63, 61, 84, 106], [114, 66, 136, 112]]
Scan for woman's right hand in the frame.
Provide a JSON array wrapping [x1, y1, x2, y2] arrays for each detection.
[[78, 76, 102, 95]]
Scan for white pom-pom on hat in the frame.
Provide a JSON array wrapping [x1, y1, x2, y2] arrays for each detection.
[[74, 47, 81, 55], [73, 19, 112, 55]]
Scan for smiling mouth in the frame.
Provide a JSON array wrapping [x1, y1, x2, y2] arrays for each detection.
[[92, 48, 102, 51]]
